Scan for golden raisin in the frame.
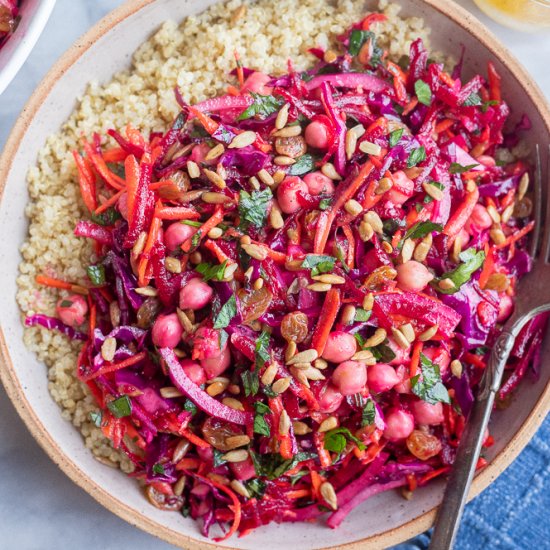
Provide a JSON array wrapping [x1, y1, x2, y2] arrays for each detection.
[[281, 311, 309, 343], [406, 429, 442, 461]]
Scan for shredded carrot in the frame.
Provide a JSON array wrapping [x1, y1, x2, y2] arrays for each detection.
[[35, 274, 89, 295], [179, 428, 212, 449], [495, 220, 535, 249], [286, 489, 311, 500], [313, 432, 332, 469], [73, 151, 98, 212], [314, 161, 374, 254], [409, 341, 424, 378], [82, 140, 126, 190], [138, 206, 163, 286], [487, 61, 501, 102], [80, 351, 148, 381], [88, 300, 96, 339], [439, 71, 456, 88], [443, 185, 480, 238], [175, 458, 200, 470], [311, 288, 341, 356], [418, 466, 451, 485], [310, 469, 324, 501], [102, 147, 127, 163], [342, 224, 355, 269], [361, 12, 387, 29], [235, 50, 245, 89], [124, 155, 140, 226], [478, 244, 494, 289], [154, 206, 201, 220], [402, 97, 418, 116], [204, 238, 231, 264], [269, 396, 294, 459], [464, 352, 487, 369], [182, 206, 224, 252], [187, 106, 219, 135], [435, 118, 455, 134], [94, 189, 125, 215]]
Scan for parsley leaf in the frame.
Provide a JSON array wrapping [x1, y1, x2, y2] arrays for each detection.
[[354, 308, 372, 323], [181, 220, 202, 227], [213, 295, 237, 329], [323, 427, 366, 457], [87, 264, 105, 286], [238, 92, 283, 121], [319, 198, 332, 210], [89, 411, 103, 428], [370, 342, 397, 363], [152, 463, 166, 476], [245, 478, 267, 498], [241, 370, 259, 397], [287, 153, 315, 176], [183, 399, 198, 416], [361, 398, 376, 427], [213, 449, 227, 468], [481, 99, 499, 112], [388, 128, 404, 148], [253, 401, 271, 437], [91, 208, 121, 227], [462, 92, 482, 106], [434, 247, 486, 294], [407, 146, 426, 168], [411, 353, 450, 405], [195, 260, 228, 282], [414, 80, 432, 106], [238, 188, 272, 230], [301, 254, 336, 276], [250, 451, 317, 480], [348, 30, 383, 66], [255, 330, 271, 370], [403, 220, 443, 242], [449, 162, 479, 174], [107, 395, 132, 418]]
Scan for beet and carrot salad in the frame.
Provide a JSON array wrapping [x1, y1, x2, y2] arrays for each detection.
[[26, 13, 544, 540]]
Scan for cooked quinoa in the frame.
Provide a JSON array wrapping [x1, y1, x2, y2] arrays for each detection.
[[16, 0, 430, 471]]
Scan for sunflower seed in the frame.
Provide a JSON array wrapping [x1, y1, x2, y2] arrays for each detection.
[[391, 327, 410, 350], [174, 475, 187, 496], [422, 181, 444, 201], [307, 282, 332, 292], [344, 199, 363, 217], [101, 337, 117, 362], [279, 410, 291, 435], [272, 377, 291, 394], [450, 359, 463, 378], [518, 172, 529, 200], [320, 482, 338, 510], [205, 143, 225, 160], [221, 450, 249, 462], [318, 416, 338, 432], [341, 304, 356, 325], [225, 435, 251, 449], [363, 211, 383, 233], [229, 131, 257, 149], [358, 221, 374, 242], [359, 141, 382, 156], [401, 238, 415, 263], [134, 286, 158, 297], [438, 278, 456, 290], [242, 243, 268, 260], [321, 162, 342, 181], [292, 421, 312, 435], [375, 177, 393, 195], [187, 160, 201, 179], [362, 292, 374, 311], [364, 328, 387, 348], [399, 323, 415, 343], [173, 439, 191, 462], [275, 103, 290, 130], [203, 168, 226, 189], [160, 386, 183, 399], [202, 191, 231, 204], [261, 363, 278, 386], [230, 479, 251, 498], [490, 228, 506, 245], [345, 130, 358, 160], [165, 256, 182, 274], [287, 349, 318, 365], [274, 125, 302, 137], [222, 397, 245, 411], [418, 325, 438, 342]]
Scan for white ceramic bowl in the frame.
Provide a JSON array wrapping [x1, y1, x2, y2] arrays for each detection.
[[0, 1, 549, 549], [0, 0, 56, 95]]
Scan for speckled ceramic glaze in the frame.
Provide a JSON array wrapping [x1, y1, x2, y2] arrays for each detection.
[[0, 1, 549, 548]]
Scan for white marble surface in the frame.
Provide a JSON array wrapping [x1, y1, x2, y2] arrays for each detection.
[[0, 1, 548, 549]]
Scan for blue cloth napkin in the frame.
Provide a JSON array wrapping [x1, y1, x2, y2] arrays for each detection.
[[393, 414, 550, 549]]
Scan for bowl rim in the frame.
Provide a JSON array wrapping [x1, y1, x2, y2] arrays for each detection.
[[0, 0, 549, 548], [0, 0, 57, 96]]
